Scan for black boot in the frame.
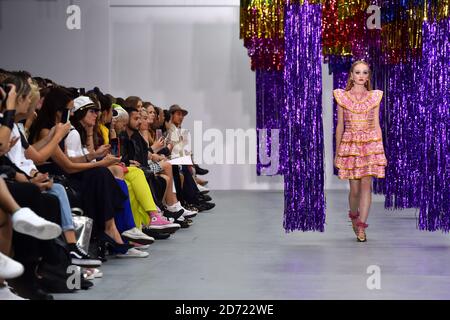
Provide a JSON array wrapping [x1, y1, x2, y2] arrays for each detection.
[[194, 164, 209, 175]]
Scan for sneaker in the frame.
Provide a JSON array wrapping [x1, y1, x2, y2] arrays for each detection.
[[148, 214, 181, 234], [197, 184, 210, 194], [132, 243, 150, 251], [197, 194, 212, 202], [83, 268, 103, 279], [92, 268, 103, 278], [142, 227, 171, 240], [69, 243, 102, 268], [0, 252, 24, 279], [184, 203, 199, 213], [121, 227, 155, 245], [83, 270, 95, 281], [11, 207, 62, 240], [0, 282, 27, 300], [116, 247, 149, 258], [163, 209, 185, 222], [196, 202, 216, 212], [167, 202, 197, 218]]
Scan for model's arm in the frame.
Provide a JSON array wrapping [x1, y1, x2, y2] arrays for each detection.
[[335, 105, 344, 160], [373, 105, 382, 137]]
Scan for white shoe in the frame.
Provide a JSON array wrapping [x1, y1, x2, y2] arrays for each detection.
[[167, 202, 197, 218], [116, 248, 149, 258], [83, 268, 103, 279], [0, 282, 27, 300], [93, 268, 103, 278], [83, 271, 95, 281], [197, 184, 209, 193], [12, 208, 62, 240], [121, 227, 154, 245], [134, 244, 150, 251], [0, 252, 24, 280]]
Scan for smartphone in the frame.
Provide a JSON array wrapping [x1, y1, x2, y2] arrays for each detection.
[[156, 129, 163, 141], [61, 109, 70, 123], [111, 144, 119, 157]]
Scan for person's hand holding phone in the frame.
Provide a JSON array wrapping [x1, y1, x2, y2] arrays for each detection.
[[101, 154, 122, 167], [54, 122, 72, 141], [156, 129, 163, 141], [151, 137, 165, 153], [95, 144, 112, 159], [30, 172, 53, 191]]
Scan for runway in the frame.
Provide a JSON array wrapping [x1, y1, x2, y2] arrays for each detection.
[[55, 190, 450, 300]]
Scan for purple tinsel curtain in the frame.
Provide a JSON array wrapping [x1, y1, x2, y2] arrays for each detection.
[[416, 18, 449, 231], [282, 2, 325, 232], [256, 70, 284, 176], [379, 17, 449, 232]]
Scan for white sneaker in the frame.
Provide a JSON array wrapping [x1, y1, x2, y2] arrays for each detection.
[[197, 184, 209, 193], [133, 244, 150, 251], [0, 282, 27, 300], [116, 247, 149, 258], [83, 271, 95, 281], [12, 208, 62, 240], [167, 202, 197, 218], [83, 268, 103, 279], [0, 252, 24, 279], [121, 227, 155, 245]]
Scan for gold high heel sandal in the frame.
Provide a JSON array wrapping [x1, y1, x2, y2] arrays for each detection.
[[356, 221, 368, 242], [348, 210, 360, 236]]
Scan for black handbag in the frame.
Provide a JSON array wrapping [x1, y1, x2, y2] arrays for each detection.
[[51, 174, 83, 210]]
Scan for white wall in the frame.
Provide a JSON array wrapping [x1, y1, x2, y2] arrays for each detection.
[[0, 0, 344, 190], [0, 0, 110, 90], [109, 3, 288, 190]]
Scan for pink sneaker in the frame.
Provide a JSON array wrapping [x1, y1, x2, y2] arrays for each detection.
[[148, 214, 180, 234]]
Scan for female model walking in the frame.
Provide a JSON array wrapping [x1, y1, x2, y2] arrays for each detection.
[[333, 60, 387, 242]]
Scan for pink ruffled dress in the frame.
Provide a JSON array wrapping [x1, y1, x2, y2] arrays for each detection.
[[333, 89, 387, 180]]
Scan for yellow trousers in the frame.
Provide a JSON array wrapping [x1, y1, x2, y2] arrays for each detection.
[[124, 167, 157, 228]]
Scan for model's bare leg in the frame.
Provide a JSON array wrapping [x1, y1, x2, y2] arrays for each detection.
[[359, 177, 372, 223], [348, 179, 361, 213]]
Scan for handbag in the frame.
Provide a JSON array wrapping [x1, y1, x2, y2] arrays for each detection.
[[51, 174, 83, 209], [72, 213, 93, 253]]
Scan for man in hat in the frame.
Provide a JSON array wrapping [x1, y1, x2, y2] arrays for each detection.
[[166, 105, 215, 212], [167, 105, 188, 158]]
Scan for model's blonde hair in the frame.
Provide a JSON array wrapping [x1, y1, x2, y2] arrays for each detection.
[[345, 60, 372, 91]]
